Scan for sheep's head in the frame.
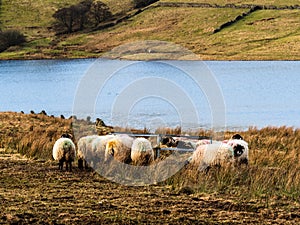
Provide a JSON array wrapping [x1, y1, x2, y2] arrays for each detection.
[[161, 136, 178, 147], [233, 144, 244, 157], [227, 139, 249, 165]]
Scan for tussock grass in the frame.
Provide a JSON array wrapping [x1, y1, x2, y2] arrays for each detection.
[[0, 111, 299, 201], [0, 112, 72, 159], [162, 126, 300, 200]]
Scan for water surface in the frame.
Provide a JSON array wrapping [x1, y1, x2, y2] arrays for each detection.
[[1, 59, 299, 130]]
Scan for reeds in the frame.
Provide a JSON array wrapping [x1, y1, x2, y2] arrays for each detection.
[[0, 112, 299, 200], [163, 126, 300, 200], [0, 112, 72, 159]]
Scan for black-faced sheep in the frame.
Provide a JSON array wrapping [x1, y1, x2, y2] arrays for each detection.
[[189, 143, 234, 172], [131, 137, 154, 166], [226, 139, 249, 165], [160, 136, 206, 149], [52, 136, 76, 171], [188, 134, 249, 171]]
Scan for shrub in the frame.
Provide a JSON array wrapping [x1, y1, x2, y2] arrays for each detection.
[[0, 30, 26, 52]]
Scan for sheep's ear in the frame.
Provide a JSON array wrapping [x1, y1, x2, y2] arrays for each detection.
[[231, 134, 243, 140]]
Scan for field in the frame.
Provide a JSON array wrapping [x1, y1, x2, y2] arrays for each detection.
[[0, 0, 300, 60], [0, 111, 299, 224]]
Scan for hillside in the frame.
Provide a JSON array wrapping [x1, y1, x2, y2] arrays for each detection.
[[0, 0, 300, 60]]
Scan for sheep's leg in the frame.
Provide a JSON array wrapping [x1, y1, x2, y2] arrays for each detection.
[[58, 159, 64, 171], [68, 161, 72, 172], [66, 161, 69, 171], [78, 159, 83, 170], [65, 161, 72, 172]]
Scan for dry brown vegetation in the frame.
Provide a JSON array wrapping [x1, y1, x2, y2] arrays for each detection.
[[0, 111, 299, 224]]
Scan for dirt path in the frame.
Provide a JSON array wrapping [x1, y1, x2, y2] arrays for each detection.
[[0, 150, 299, 224]]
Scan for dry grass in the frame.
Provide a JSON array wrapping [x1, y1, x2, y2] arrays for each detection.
[[162, 126, 300, 200], [0, 112, 72, 159], [0, 111, 299, 201]]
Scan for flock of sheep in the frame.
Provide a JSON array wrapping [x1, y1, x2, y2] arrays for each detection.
[[52, 131, 249, 173]]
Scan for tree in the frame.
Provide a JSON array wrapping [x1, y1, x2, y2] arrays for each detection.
[[89, 1, 112, 25], [53, 7, 74, 33], [53, 0, 112, 33], [53, 0, 93, 33]]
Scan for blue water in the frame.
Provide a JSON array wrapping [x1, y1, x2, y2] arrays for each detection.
[[0, 59, 299, 131]]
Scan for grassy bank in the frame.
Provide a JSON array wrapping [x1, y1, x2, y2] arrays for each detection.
[[0, 0, 300, 60], [1, 154, 298, 224], [0, 111, 299, 202]]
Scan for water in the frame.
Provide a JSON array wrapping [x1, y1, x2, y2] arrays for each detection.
[[0, 59, 299, 131]]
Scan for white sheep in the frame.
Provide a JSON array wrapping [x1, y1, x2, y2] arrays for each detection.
[[188, 142, 234, 172], [91, 134, 115, 165], [52, 137, 76, 171], [105, 134, 134, 164], [131, 137, 154, 166], [77, 135, 99, 170]]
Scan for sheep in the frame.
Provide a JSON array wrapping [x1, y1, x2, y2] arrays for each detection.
[[91, 134, 115, 164], [226, 139, 249, 165], [188, 142, 234, 172], [160, 136, 178, 147], [105, 134, 134, 164], [187, 134, 249, 171], [77, 135, 99, 170], [131, 137, 154, 166], [160, 136, 210, 149], [52, 136, 76, 171]]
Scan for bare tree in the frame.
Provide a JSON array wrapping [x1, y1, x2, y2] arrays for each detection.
[[89, 1, 112, 25], [53, 0, 93, 33], [53, 0, 112, 33]]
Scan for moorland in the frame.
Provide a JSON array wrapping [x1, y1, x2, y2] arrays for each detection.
[[0, 111, 299, 224]]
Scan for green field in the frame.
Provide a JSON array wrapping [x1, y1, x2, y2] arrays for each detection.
[[0, 0, 300, 60]]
